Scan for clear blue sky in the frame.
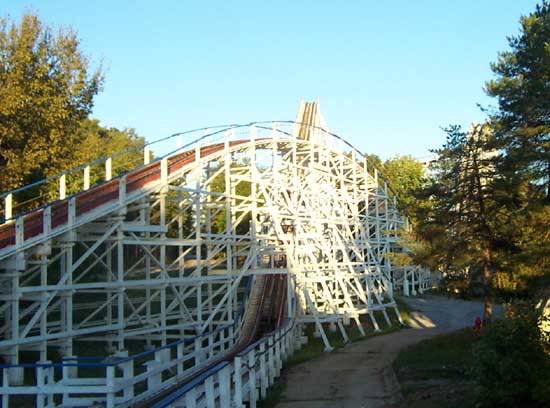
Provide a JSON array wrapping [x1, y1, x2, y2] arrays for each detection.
[[4, 1, 540, 160]]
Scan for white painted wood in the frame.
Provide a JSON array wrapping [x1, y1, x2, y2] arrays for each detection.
[[5, 193, 12, 220], [105, 157, 112, 181], [259, 342, 267, 399], [59, 174, 66, 200], [205, 375, 215, 408], [219, 365, 230, 407], [248, 349, 257, 408], [185, 387, 197, 408], [106, 366, 115, 408], [233, 356, 243, 407], [144, 146, 151, 164], [84, 166, 90, 190], [0, 117, 434, 407]]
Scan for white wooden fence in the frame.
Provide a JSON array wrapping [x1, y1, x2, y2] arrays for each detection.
[[151, 318, 302, 408]]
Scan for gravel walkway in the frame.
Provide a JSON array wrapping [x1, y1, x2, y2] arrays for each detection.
[[274, 295, 503, 408]]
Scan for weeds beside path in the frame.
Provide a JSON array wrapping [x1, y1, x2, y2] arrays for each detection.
[[393, 328, 479, 408]]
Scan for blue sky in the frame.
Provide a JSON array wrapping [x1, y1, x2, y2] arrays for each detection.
[[4, 1, 540, 160]]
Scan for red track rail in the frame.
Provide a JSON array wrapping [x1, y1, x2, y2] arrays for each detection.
[[0, 140, 249, 251]]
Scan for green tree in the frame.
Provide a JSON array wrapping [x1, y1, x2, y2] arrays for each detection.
[[0, 13, 103, 192], [76, 119, 144, 177], [484, 1, 550, 289], [414, 124, 504, 321], [381, 155, 425, 215], [473, 305, 550, 407], [412, 2, 550, 303], [207, 160, 252, 236], [364, 153, 382, 172], [486, 1, 550, 200], [53, 118, 146, 199]]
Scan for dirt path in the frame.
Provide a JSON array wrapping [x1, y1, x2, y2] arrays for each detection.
[[274, 295, 503, 408]]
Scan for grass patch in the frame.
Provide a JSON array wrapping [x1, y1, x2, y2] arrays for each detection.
[[394, 328, 478, 380], [396, 295, 414, 326], [257, 382, 284, 408], [393, 328, 480, 408]]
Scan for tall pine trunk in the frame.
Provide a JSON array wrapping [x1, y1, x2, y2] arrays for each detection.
[[482, 249, 494, 324]]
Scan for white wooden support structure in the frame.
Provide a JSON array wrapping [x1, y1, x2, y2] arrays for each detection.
[[0, 103, 434, 407]]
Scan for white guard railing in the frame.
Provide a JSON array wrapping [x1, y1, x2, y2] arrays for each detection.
[[150, 318, 302, 408], [0, 276, 257, 407], [396, 265, 439, 296], [0, 323, 238, 407]]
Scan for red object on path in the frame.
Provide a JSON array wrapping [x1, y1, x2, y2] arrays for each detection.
[[474, 316, 482, 332]]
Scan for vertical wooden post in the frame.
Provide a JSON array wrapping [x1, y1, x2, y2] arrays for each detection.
[[144, 146, 151, 164], [105, 157, 112, 181], [161, 158, 168, 186], [177, 343, 184, 377], [267, 336, 275, 385], [36, 364, 46, 408], [68, 198, 76, 227], [275, 334, 282, 376], [84, 166, 90, 190], [219, 365, 231, 407], [5, 193, 12, 221], [194, 337, 203, 366], [205, 375, 215, 408], [2, 369, 9, 407], [59, 174, 66, 200], [106, 365, 115, 408], [248, 350, 257, 408], [185, 388, 197, 408], [234, 356, 243, 407], [15, 217, 24, 249], [259, 342, 267, 398], [117, 351, 133, 401]]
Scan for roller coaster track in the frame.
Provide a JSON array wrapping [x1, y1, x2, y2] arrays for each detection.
[[0, 101, 435, 407], [137, 274, 287, 408], [0, 140, 248, 255]]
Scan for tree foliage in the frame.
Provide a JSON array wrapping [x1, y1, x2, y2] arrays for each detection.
[[75, 119, 145, 179], [410, 2, 550, 305], [380, 155, 425, 215], [484, 1, 550, 287], [207, 160, 252, 236], [0, 13, 104, 192], [0, 13, 147, 219], [364, 153, 382, 171], [412, 124, 505, 319], [57, 119, 145, 198], [473, 305, 550, 407], [486, 0, 550, 200]]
